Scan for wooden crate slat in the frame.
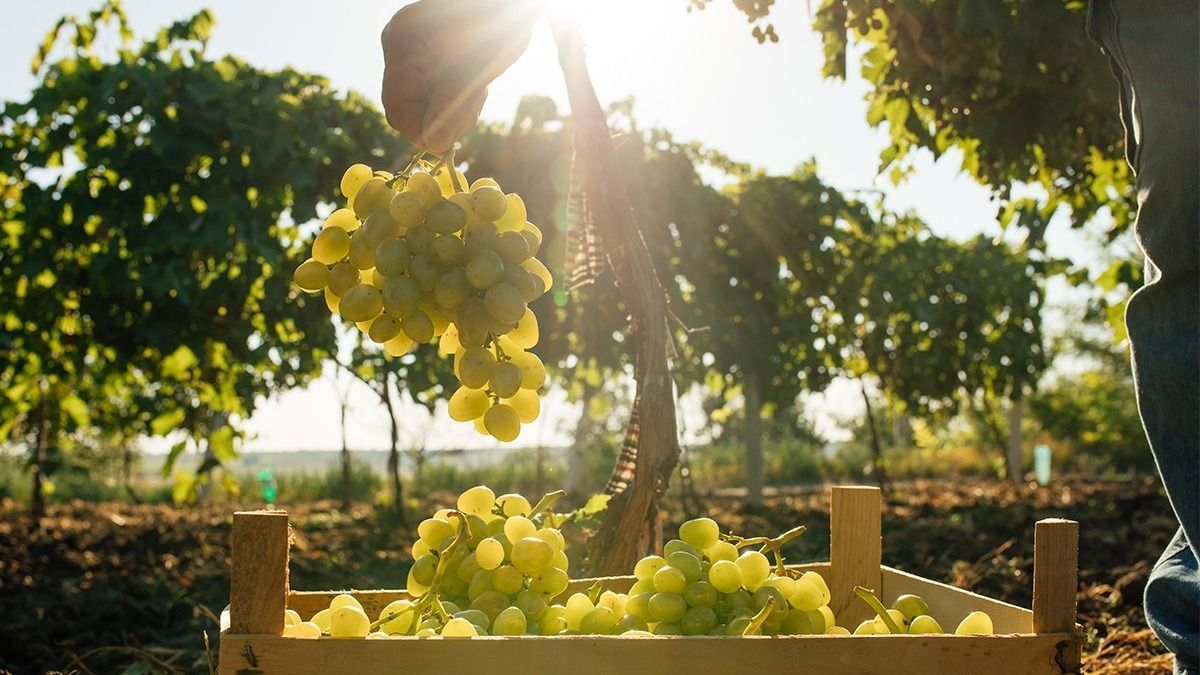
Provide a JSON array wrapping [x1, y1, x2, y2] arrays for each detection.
[[880, 566, 1033, 634], [218, 633, 1074, 675], [829, 486, 882, 627], [229, 511, 290, 635]]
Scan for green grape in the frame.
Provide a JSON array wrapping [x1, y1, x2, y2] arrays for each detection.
[[410, 555, 438, 589], [417, 517, 455, 548], [648, 592, 687, 623], [453, 610, 490, 632], [508, 309, 539, 349], [467, 570, 494, 601], [456, 552, 482, 583], [683, 580, 717, 608], [441, 617, 478, 638], [463, 221, 500, 252], [439, 325, 463, 356], [520, 224, 543, 251], [780, 608, 823, 635], [801, 571, 831, 604], [339, 284, 383, 323], [348, 228, 377, 270], [955, 611, 993, 635], [663, 539, 699, 559], [426, 200, 468, 234], [388, 191, 426, 229], [433, 166, 468, 197], [352, 177, 392, 219], [492, 606, 527, 636], [502, 389, 540, 424], [678, 517, 720, 551], [892, 594, 931, 621], [401, 310, 434, 343], [564, 594, 594, 631], [456, 297, 491, 347], [283, 621, 322, 638], [873, 608, 909, 634], [484, 403, 521, 442], [511, 536, 553, 574], [374, 238, 412, 277], [378, 600, 415, 635], [330, 594, 364, 612], [284, 609, 301, 626], [448, 386, 490, 422], [504, 265, 542, 304], [540, 605, 568, 634], [681, 606, 718, 635], [381, 277, 421, 318], [618, 616, 649, 634], [433, 267, 472, 309], [370, 267, 387, 288], [550, 549, 569, 571], [495, 230, 532, 265], [329, 606, 370, 638], [503, 516, 537, 543], [465, 250, 506, 289], [457, 485, 496, 516], [470, 177, 500, 192], [489, 361, 522, 399], [492, 564, 524, 595], [312, 227, 351, 264], [826, 625, 852, 635], [625, 592, 654, 621], [404, 172, 441, 205], [470, 186, 508, 221], [431, 234, 466, 266], [324, 208, 360, 232], [529, 566, 569, 596], [458, 347, 497, 389], [628, 579, 655, 597], [293, 258, 329, 291], [405, 226, 436, 254], [754, 585, 790, 620], [707, 559, 743, 594], [515, 589, 547, 620], [735, 551, 771, 590], [653, 566, 688, 594], [818, 604, 836, 631], [508, 350, 546, 390], [340, 164, 373, 200], [666, 551, 702, 583], [384, 333, 414, 357], [788, 575, 824, 611], [853, 619, 880, 635], [324, 287, 340, 314], [360, 212, 399, 250], [496, 493, 532, 517], [368, 314, 403, 344], [705, 540, 738, 563], [908, 614, 943, 633], [580, 607, 617, 635], [483, 282, 525, 324], [475, 537, 504, 570], [765, 575, 796, 600], [470, 590, 509, 620], [522, 257, 553, 292], [634, 555, 667, 581], [535, 527, 565, 553], [409, 255, 441, 292], [495, 193, 527, 232], [310, 608, 332, 633]]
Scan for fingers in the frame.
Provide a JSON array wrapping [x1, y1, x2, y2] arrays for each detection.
[[422, 84, 488, 154]]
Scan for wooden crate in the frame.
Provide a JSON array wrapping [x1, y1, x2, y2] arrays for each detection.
[[218, 486, 1082, 675]]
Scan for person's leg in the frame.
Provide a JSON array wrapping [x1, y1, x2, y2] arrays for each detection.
[[1088, 0, 1200, 672]]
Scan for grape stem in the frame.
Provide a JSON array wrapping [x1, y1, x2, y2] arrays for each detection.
[[444, 147, 466, 193], [529, 490, 567, 520], [742, 596, 776, 636], [723, 524, 807, 575], [853, 586, 903, 634]]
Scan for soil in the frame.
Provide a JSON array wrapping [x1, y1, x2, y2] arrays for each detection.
[[0, 476, 1179, 674]]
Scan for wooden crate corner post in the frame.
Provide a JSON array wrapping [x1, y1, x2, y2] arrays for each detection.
[[229, 510, 290, 635], [1033, 518, 1081, 671], [829, 486, 882, 628]]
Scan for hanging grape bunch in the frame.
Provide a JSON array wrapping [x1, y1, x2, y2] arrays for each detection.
[[293, 158, 552, 442]]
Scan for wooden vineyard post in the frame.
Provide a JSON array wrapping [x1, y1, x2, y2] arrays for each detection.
[[829, 486, 882, 628], [1033, 518, 1080, 669], [229, 510, 290, 635]]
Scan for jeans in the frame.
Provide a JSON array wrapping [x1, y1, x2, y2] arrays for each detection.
[[1088, 1, 1200, 672]]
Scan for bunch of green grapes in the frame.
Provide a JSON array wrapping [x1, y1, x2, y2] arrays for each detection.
[[292, 161, 551, 442], [852, 588, 995, 636], [404, 486, 571, 637], [599, 517, 840, 636]]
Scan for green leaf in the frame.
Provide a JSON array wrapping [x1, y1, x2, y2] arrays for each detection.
[[151, 408, 186, 436], [161, 345, 197, 380], [60, 394, 89, 426], [162, 440, 188, 478], [210, 426, 237, 462]]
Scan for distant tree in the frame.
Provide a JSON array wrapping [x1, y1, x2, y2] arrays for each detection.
[[0, 2, 407, 510]]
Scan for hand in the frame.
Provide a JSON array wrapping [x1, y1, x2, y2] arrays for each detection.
[[381, 0, 544, 154]]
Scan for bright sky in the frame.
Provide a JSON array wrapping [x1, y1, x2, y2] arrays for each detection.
[[0, 0, 1112, 455]]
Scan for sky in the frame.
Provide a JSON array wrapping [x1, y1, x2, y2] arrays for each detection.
[[0, 0, 1115, 454]]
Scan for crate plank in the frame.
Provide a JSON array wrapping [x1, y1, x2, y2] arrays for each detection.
[[829, 486, 882, 627], [1034, 519, 1080, 670], [880, 566, 1032, 634], [218, 633, 1075, 675], [230, 511, 290, 635]]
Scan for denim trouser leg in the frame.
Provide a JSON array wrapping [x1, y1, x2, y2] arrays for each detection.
[[1088, 1, 1200, 672]]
